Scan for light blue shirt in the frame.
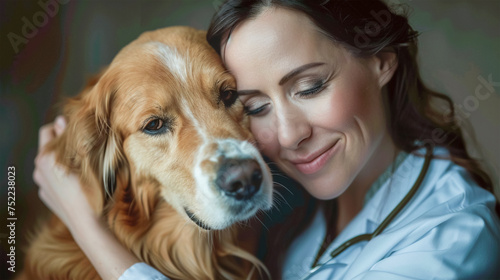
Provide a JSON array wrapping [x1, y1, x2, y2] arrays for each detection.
[[282, 147, 500, 279], [119, 262, 169, 280]]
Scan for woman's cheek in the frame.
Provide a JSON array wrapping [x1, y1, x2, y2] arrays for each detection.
[[250, 119, 278, 157], [312, 88, 357, 130]]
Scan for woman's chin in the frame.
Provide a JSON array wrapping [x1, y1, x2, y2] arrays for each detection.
[[302, 179, 350, 201]]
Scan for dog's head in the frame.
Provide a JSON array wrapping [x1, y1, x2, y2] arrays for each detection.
[[57, 26, 273, 231]]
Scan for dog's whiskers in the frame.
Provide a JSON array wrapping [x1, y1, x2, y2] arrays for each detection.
[[253, 214, 269, 232], [271, 172, 293, 182], [259, 208, 273, 221], [273, 181, 294, 195], [266, 162, 280, 168], [272, 189, 293, 210], [272, 196, 286, 209]]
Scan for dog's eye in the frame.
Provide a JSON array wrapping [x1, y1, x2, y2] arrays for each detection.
[[143, 118, 165, 135], [219, 89, 238, 108]]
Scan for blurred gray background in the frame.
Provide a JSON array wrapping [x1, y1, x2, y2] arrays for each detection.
[[0, 0, 499, 277]]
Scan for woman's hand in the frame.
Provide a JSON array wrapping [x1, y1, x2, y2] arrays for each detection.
[[32, 116, 143, 279], [33, 116, 95, 230]]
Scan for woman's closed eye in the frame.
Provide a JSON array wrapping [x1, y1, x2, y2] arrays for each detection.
[[244, 102, 269, 116], [243, 80, 328, 116], [295, 80, 326, 97]]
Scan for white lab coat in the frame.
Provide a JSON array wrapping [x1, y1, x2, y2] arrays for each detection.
[[282, 147, 500, 279], [119, 147, 500, 280]]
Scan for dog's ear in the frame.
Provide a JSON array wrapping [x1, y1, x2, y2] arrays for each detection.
[[51, 69, 128, 212]]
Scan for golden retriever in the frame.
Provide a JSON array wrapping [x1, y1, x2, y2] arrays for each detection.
[[21, 26, 273, 280]]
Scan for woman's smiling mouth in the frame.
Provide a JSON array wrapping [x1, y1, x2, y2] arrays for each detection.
[[291, 139, 340, 175]]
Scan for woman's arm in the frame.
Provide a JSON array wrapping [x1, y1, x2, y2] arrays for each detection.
[[33, 117, 166, 280]]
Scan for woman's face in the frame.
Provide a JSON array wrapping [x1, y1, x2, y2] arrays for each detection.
[[223, 7, 397, 200]]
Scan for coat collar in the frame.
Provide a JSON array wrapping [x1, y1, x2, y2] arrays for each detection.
[[315, 149, 429, 266]]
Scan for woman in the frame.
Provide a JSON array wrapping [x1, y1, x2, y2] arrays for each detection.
[[33, 0, 500, 279]]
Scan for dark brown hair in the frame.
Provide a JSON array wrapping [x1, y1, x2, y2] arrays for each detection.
[[207, 0, 498, 277]]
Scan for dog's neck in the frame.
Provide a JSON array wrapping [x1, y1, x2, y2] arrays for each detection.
[[104, 177, 251, 279]]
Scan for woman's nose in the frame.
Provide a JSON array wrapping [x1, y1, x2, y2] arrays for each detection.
[[276, 107, 311, 150]]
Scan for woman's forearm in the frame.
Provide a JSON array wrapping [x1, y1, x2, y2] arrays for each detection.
[[68, 213, 140, 280], [34, 118, 142, 279]]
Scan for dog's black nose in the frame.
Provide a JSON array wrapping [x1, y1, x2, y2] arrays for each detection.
[[216, 158, 262, 200]]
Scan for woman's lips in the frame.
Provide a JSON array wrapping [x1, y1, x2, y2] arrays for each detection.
[[292, 140, 340, 175]]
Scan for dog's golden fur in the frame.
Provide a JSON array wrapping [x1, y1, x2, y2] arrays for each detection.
[[21, 26, 271, 280]]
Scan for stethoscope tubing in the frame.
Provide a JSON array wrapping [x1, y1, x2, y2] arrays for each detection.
[[304, 146, 432, 278]]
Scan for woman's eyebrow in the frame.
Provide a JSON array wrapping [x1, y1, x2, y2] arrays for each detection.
[[237, 89, 261, 96], [279, 62, 325, 85], [237, 62, 326, 96]]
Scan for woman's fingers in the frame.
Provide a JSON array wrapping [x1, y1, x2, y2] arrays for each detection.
[[35, 116, 65, 185], [38, 189, 50, 207], [54, 115, 67, 136], [37, 116, 66, 153], [37, 123, 55, 153], [32, 168, 46, 189], [33, 152, 55, 193], [33, 116, 81, 227]]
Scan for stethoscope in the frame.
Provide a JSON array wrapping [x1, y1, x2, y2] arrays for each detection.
[[303, 146, 432, 279]]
